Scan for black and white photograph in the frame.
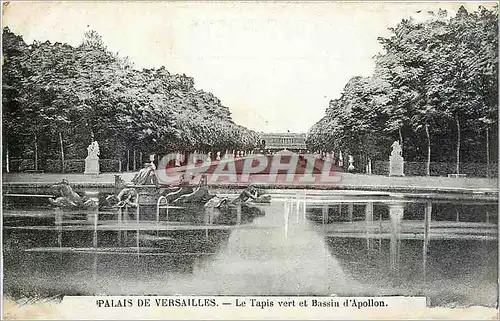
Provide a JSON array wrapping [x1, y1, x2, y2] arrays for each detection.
[[1, 1, 498, 319]]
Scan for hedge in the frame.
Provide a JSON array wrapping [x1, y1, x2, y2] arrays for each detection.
[[372, 161, 498, 177], [7, 159, 123, 173]]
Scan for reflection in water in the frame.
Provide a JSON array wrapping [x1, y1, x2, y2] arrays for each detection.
[[3, 190, 498, 307], [364, 202, 374, 257], [311, 197, 497, 307], [55, 208, 63, 249], [389, 202, 403, 272], [184, 200, 359, 296], [423, 202, 431, 281]]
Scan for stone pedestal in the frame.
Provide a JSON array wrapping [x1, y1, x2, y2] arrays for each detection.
[[85, 157, 100, 174], [389, 155, 404, 176]]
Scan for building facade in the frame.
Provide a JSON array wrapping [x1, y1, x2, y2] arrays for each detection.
[[259, 132, 307, 151]]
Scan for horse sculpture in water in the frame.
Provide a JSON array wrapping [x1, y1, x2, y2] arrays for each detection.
[[108, 165, 272, 208], [204, 184, 271, 209], [167, 175, 216, 204], [106, 187, 139, 208], [162, 176, 271, 207], [49, 179, 98, 209]]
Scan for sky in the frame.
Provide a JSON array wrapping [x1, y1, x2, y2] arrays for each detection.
[[2, 1, 495, 133]]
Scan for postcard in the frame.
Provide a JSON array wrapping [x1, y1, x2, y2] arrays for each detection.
[[2, 1, 498, 319]]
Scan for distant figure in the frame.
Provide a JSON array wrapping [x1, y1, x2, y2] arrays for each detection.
[[216, 151, 221, 160]]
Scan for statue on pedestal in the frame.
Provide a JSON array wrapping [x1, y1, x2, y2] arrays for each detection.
[[389, 140, 404, 176], [84, 141, 100, 174], [348, 155, 355, 171]]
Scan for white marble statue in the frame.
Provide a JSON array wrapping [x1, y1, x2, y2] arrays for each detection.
[[84, 141, 100, 174], [86, 141, 100, 159], [391, 141, 402, 157]]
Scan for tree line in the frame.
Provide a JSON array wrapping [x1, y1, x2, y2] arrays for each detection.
[[306, 5, 498, 176], [2, 28, 260, 171]]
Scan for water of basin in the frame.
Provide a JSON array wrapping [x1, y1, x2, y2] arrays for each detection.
[[3, 189, 497, 307]]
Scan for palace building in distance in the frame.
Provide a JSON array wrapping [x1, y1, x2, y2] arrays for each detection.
[[258, 132, 307, 152]]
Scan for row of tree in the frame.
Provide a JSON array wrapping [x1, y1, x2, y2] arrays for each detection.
[[307, 5, 498, 175], [3, 28, 260, 171]]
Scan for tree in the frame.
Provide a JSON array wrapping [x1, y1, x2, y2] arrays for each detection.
[[307, 5, 498, 176], [2, 27, 258, 172]]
